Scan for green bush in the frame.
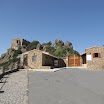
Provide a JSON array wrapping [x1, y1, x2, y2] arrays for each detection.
[[13, 49, 22, 58], [45, 46, 55, 54], [26, 41, 39, 51], [73, 50, 80, 56], [54, 46, 64, 57], [54, 46, 80, 57], [42, 41, 52, 46]]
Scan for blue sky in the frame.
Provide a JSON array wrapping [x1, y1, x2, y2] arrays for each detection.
[[0, 0, 104, 56]]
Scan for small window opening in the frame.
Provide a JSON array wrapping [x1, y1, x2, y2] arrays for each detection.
[[95, 53, 98, 57], [32, 56, 37, 62], [93, 53, 100, 58]]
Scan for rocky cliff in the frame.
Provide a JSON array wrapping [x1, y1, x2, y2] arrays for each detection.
[[0, 38, 30, 64]]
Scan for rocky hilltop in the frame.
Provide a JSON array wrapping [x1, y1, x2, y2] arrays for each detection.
[[0, 38, 79, 63], [0, 38, 79, 70], [0, 38, 30, 64], [11, 38, 30, 51]]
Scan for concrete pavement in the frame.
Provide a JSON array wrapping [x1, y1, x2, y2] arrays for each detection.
[[29, 68, 104, 104]]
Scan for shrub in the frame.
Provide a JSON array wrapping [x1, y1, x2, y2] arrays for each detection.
[[26, 41, 39, 51], [54, 46, 64, 57], [42, 41, 52, 46], [73, 50, 80, 56], [45, 46, 55, 54], [54, 46, 80, 57], [13, 49, 22, 58]]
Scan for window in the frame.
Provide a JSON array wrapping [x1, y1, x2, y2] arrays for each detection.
[[93, 53, 100, 58], [87, 55, 92, 61], [32, 56, 37, 62], [95, 53, 98, 57], [17, 40, 19, 44]]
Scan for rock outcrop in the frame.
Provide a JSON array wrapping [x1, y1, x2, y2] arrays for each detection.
[[53, 39, 73, 49], [43, 45, 47, 51], [53, 39, 64, 49], [11, 38, 30, 50], [0, 38, 30, 64], [65, 41, 73, 49], [36, 43, 42, 50], [53, 39, 64, 46], [0, 48, 15, 64]]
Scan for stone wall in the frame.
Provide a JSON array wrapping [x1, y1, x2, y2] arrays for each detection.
[[86, 46, 104, 70], [25, 50, 53, 69], [21, 49, 66, 69], [27, 50, 43, 69]]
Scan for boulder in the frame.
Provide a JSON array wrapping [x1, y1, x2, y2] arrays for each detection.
[[1, 53, 6, 59], [53, 39, 64, 48], [20, 47, 26, 53], [66, 52, 72, 57], [0, 66, 5, 74], [8, 61, 19, 71], [36, 43, 42, 50], [0, 48, 15, 64], [8, 63, 14, 71], [5, 48, 15, 60], [13, 61, 19, 70], [65, 41, 73, 49], [43, 45, 47, 51]]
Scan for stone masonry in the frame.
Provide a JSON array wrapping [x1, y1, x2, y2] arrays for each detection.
[[28, 49, 44, 69], [21, 49, 66, 69], [22, 49, 57, 69], [86, 46, 104, 70]]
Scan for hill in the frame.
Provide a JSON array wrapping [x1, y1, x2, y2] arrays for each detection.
[[0, 38, 80, 70]]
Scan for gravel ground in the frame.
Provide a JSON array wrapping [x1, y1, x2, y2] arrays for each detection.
[[0, 70, 28, 104]]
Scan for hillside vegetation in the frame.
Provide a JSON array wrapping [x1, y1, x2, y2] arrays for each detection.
[[26, 39, 80, 57]]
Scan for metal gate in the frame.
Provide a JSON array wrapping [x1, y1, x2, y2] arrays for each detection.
[[68, 55, 81, 66]]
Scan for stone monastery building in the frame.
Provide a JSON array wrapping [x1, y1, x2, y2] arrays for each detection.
[[81, 46, 104, 70]]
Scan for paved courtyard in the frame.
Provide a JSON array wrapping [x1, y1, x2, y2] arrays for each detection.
[[29, 68, 104, 104]]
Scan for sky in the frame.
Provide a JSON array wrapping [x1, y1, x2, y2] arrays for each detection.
[[0, 0, 104, 56]]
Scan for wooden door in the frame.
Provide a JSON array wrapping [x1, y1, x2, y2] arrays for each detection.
[[68, 55, 81, 66]]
